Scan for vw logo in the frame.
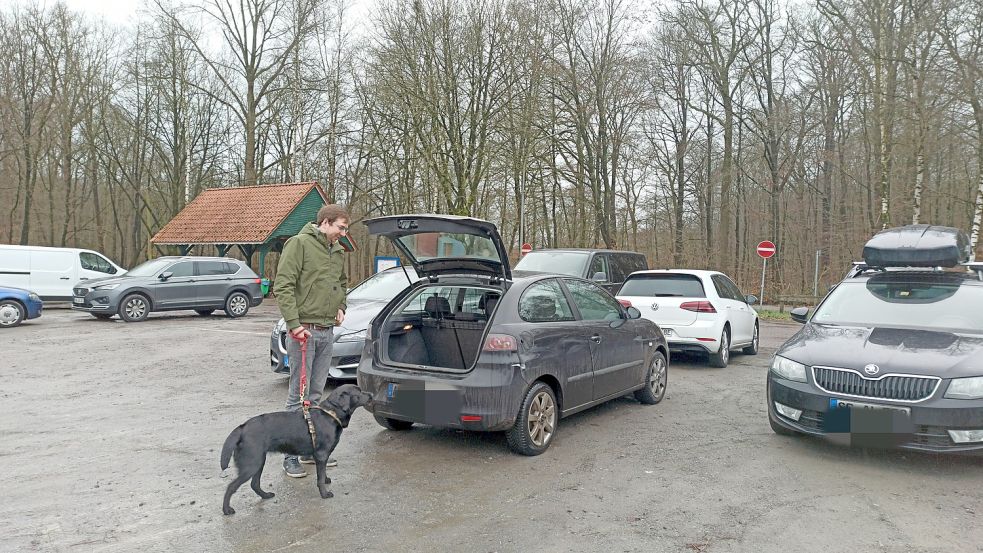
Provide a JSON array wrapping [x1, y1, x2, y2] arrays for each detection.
[[863, 364, 880, 376], [650, 303, 660, 311]]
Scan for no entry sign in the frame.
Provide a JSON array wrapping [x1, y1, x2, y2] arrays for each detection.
[[756, 241, 776, 259], [520, 243, 533, 256]]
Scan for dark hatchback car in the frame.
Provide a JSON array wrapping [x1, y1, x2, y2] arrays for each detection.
[[513, 248, 648, 295], [356, 215, 669, 455], [72, 256, 263, 322], [768, 225, 983, 453]]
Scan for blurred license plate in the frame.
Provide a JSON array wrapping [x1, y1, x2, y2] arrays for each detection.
[[825, 398, 912, 436], [830, 398, 910, 415], [73, 297, 85, 304], [662, 328, 674, 337]]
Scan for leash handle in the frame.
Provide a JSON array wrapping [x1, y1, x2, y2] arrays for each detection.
[[292, 331, 310, 406]]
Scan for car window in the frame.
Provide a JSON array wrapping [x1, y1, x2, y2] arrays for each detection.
[[347, 269, 420, 302], [619, 274, 706, 298], [564, 279, 623, 321], [711, 275, 737, 301], [721, 275, 745, 302], [224, 262, 240, 275], [79, 252, 117, 274], [514, 251, 589, 277], [588, 255, 609, 282], [812, 279, 983, 333], [606, 255, 627, 283], [167, 262, 194, 278], [197, 261, 229, 276], [518, 279, 575, 323]]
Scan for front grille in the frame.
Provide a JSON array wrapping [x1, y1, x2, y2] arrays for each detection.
[[813, 366, 939, 402], [74, 287, 88, 296], [336, 355, 360, 367]]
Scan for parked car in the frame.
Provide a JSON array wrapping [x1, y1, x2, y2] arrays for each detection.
[[0, 244, 126, 300], [270, 266, 422, 379], [357, 214, 669, 456], [71, 256, 263, 322], [768, 224, 983, 453], [0, 286, 43, 328], [616, 270, 759, 368], [513, 248, 648, 295]]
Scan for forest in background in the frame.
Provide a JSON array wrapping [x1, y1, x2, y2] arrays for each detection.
[[2, 0, 983, 298]]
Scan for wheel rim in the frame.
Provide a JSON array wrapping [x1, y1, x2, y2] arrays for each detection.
[[650, 357, 667, 397], [0, 303, 20, 326], [230, 295, 247, 315], [720, 333, 729, 363], [125, 297, 146, 319], [526, 390, 556, 447]]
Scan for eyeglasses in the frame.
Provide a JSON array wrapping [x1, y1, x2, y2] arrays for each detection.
[[335, 223, 349, 232]]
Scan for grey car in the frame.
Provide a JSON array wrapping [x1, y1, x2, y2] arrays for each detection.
[[71, 256, 263, 322], [357, 214, 669, 456], [270, 266, 421, 379]]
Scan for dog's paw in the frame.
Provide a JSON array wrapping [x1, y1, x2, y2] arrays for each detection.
[[325, 477, 332, 485], [320, 490, 334, 499], [223, 506, 236, 515]]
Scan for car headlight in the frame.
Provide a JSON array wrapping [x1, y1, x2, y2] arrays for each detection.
[[336, 329, 367, 343], [94, 283, 119, 290], [945, 376, 983, 400], [770, 356, 807, 382], [28, 293, 40, 302]]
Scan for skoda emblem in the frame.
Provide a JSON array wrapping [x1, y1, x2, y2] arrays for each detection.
[[650, 303, 660, 311], [863, 364, 880, 376]]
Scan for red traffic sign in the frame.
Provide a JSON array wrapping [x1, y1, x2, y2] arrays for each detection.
[[757, 241, 776, 259], [520, 243, 533, 256]]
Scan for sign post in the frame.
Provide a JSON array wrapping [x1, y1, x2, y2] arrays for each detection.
[[520, 243, 533, 256], [756, 240, 776, 304]]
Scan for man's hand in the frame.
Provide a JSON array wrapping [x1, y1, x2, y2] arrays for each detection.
[[336, 309, 345, 325], [290, 326, 312, 340]]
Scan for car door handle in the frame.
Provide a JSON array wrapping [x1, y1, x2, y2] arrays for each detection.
[[590, 335, 602, 344], [59, 277, 70, 280]]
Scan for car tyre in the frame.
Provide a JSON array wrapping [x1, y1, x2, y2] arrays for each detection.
[[769, 413, 799, 436], [742, 322, 759, 355], [634, 352, 668, 405], [708, 327, 730, 368], [374, 415, 414, 431], [225, 292, 250, 318], [195, 309, 215, 316], [506, 382, 558, 456], [0, 300, 26, 328], [119, 294, 150, 322], [91, 313, 114, 320]]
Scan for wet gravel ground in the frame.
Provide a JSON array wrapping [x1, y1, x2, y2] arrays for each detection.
[[2, 304, 981, 553]]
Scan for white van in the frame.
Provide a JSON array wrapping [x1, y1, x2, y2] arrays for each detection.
[[0, 245, 127, 300]]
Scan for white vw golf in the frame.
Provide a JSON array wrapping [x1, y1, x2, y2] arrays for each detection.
[[616, 270, 759, 367]]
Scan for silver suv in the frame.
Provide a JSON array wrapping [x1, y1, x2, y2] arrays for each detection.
[[71, 256, 263, 322]]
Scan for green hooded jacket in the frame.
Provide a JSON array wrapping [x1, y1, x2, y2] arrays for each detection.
[[273, 223, 348, 330]]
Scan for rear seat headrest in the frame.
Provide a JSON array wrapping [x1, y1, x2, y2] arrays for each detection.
[[478, 292, 500, 315], [424, 296, 452, 318]]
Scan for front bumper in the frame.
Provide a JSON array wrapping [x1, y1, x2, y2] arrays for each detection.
[[70, 292, 118, 313], [269, 330, 362, 380], [767, 374, 983, 453], [357, 353, 526, 431]]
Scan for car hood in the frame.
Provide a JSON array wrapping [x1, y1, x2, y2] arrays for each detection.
[[779, 323, 983, 378], [0, 285, 37, 295], [80, 276, 131, 287], [278, 297, 389, 335]]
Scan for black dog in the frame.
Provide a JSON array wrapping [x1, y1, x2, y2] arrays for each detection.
[[220, 384, 374, 515]]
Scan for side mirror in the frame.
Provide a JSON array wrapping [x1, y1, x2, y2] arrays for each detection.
[[745, 294, 758, 305], [592, 271, 607, 282], [626, 306, 641, 319], [790, 307, 809, 324], [159, 272, 173, 281]]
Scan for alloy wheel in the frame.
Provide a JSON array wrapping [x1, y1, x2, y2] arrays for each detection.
[[526, 390, 556, 447], [125, 297, 147, 319], [650, 356, 668, 397], [0, 301, 23, 327], [720, 332, 729, 364], [229, 295, 247, 315]]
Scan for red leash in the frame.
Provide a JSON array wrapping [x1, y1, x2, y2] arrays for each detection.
[[292, 332, 311, 409]]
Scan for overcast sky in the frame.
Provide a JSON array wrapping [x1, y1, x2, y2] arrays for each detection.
[[57, 0, 141, 25]]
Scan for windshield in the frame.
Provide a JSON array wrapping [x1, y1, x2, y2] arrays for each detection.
[[396, 232, 500, 263], [126, 259, 173, 277], [619, 274, 706, 297], [514, 251, 589, 277], [812, 279, 983, 334], [347, 268, 420, 302]]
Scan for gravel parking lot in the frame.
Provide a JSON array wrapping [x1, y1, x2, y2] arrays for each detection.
[[3, 304, 981, 552]]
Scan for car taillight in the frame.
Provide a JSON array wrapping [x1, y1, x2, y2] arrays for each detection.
[[679, 301, 717, 313], [254, 278, 262, 284], [617, 299, 632, 308], [483, 334, 517, 352]]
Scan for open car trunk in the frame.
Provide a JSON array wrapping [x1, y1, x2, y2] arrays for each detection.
[[383, 284, 501, 371]]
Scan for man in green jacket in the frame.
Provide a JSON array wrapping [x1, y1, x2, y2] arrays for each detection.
[[273, 204, 349, 477]]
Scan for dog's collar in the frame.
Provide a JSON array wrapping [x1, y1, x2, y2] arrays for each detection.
[[311, 405, 346, 428]]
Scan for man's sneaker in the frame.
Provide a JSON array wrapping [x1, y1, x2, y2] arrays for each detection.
[[283, 456, 307, 478], [299, 455, 338, 468]]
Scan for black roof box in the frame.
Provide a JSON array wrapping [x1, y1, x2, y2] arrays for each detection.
[[862, 225, 970, 268]]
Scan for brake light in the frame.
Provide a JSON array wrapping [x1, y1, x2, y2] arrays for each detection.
[[483, 334, 517, 352], [679, 301, 717, 313], [254, 278, 262, 284], [617, 299, 632, 308]]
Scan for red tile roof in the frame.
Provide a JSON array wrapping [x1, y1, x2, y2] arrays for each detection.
[[151, 182, 326, 245]]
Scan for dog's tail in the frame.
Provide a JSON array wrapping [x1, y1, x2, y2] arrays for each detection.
[[220, 425, 243, 470]]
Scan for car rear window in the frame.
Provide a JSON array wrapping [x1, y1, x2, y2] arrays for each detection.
[[618, 274, 706, 298], [813, 279, 983, 333]]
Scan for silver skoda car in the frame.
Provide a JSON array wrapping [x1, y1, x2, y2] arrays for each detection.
[[269, 266, 421, 380], [72, 256, 263, 322]]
